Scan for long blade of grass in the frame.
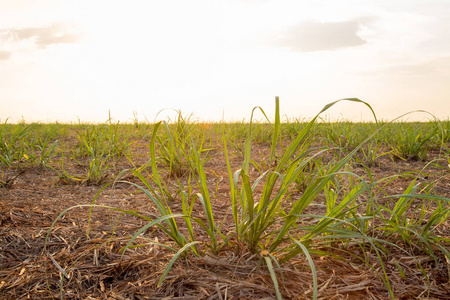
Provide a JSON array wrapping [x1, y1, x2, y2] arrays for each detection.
[[87, 182, 113, 239], [270, 96, 280, 163], [292, 239, 318, 300], [242, 106, 271, 174], [119, 213, 186, 256], [45, 204, 178, 251], [224, 137, 240, 237], [264, 255, 283, 300], [190, 138, 218, 251], [158, 241, 201, 287]]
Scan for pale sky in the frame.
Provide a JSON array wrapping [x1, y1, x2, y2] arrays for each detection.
[[1, 0, 449, 123]]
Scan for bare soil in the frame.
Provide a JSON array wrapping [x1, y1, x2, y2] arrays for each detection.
[[1, 141, 449, 299]]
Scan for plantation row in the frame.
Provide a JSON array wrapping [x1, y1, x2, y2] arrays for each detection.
[[1, 113, 449, 175]]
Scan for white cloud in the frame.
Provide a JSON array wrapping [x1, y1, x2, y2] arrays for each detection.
[[277, 20, 367, 52], [0, 22, 82, 49]]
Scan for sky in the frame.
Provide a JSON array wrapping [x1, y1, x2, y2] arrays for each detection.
[[0, 0, 449, 123]]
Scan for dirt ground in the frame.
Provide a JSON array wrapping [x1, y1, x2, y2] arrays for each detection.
[[1, 142, 450, 299]]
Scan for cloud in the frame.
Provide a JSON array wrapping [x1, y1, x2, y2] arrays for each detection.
[[0, 51, 12, 60], [0, 22, 82, 49], [277, 20, 367, 52]]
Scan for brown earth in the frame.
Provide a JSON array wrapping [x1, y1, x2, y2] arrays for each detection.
[[1, 141, 450, 299]]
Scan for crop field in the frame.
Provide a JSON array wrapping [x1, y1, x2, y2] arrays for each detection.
[[1, 99, 450, 299]]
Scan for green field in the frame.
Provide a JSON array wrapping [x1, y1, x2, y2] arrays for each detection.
[[1, 99, 449, 299]]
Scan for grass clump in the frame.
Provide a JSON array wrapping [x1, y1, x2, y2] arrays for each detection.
[[0, 119, 34, 167]]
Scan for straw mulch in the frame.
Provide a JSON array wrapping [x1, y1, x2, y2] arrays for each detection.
[[1, 151, 450, 299]]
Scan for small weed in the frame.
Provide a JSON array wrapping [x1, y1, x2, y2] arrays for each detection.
[[387, 122, 438, 161], [0, 119, 34, 167], [34, 137, 59, 168]]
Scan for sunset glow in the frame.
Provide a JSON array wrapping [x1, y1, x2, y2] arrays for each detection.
[[1, 0, 449, 122]]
